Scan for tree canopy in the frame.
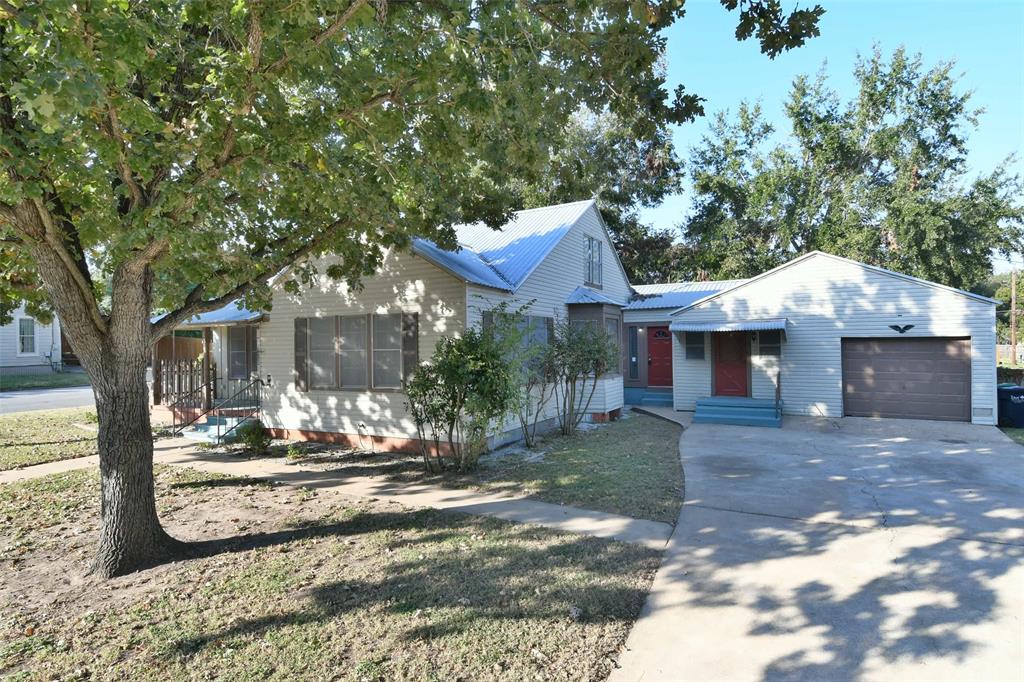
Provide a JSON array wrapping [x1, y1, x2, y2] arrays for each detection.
[[518, 110, 684, 284], [678, 47, 1024, 289], [0, 0, 824, 577]]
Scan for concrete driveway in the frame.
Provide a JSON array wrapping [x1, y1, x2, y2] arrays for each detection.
[[0, 385, 96, 413], [612, 416, 1024, 682]]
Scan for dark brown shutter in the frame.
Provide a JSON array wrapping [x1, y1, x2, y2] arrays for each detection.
[[545, 317, 555, 344], [402, 312, 419, 385], [294, 318, 308, 391]]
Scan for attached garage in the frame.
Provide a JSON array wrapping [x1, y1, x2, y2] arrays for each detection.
[[665, 251, 998, 426], [841, 338, 971, 421]]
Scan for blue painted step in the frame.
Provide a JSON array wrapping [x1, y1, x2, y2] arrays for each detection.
[[182, 415, 253, 444], [693, 397, 783, 428]]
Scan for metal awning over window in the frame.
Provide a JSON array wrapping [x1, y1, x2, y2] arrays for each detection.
[[668, 318, 788, 333]]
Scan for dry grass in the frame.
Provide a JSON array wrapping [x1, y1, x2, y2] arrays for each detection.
[[0, 407, 98, 471], [0, 466, 660, 681]]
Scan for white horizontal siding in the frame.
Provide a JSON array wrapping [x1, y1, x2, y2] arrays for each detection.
[[673, 332, 711, 410], [0, 304, 60, 370], [671, 254, 997, 425], [467, 204, 627, 421], [623, 309, 673, 325], [260, 250, 466, 439]]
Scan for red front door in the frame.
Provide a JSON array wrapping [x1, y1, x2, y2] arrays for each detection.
[[714, 332, 749, 396], [648, 326, 673, 387]]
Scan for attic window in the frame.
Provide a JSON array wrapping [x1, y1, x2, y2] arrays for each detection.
[[585, 236, 603, 287]]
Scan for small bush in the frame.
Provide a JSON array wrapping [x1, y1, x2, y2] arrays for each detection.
[[236, 419, 272, 454], [286, 443, 303, 461]]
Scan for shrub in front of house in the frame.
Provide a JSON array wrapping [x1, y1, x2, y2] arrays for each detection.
[[236, 419, 272, 454]]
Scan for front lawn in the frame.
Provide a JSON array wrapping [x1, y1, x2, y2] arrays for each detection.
[[0, 407, 98, 471], [0, 372, 91, 392], [474, 412, 684, 524], [0, 466, 660, 680], [1000, 427, 1024, 445]]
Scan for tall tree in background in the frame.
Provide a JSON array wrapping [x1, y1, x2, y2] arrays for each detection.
[[520, 111, 684, 284], [0, 0, 823, 577], [680, 48, 1024, 288]]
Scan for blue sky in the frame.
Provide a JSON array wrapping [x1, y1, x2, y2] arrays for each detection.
[[641, 0, 1024, 273]]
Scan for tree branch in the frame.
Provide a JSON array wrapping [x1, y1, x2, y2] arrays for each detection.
[[29, 198, 108, 334], [264, 0, 370, 74], [150, 219, 347, 339], [103, 102, 145, 211]]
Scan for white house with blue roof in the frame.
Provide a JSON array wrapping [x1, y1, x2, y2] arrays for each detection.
[[158, 200, 997, 446]]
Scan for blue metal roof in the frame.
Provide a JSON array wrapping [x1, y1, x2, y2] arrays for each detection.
[[414, 200, 596, 292], [669, 318, 788, 333], [411, 238, 512, 291], [159, 300, 263, 328], [565, 286, 621, 306], [625, 280, 745, 310]]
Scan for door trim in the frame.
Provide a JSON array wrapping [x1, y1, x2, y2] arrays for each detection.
[[712, 331, 750, 397]]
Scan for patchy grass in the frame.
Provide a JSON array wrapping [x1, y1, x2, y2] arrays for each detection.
[[0, 466, 660, 681], [0, 407, 99, 471], [1000, 427, 1024, 446], [471, 413, 684, 524], [0, 372, 91, 392]]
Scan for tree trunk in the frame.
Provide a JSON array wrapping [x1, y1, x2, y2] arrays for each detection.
[[90, 353, 180, 577], [87, 264, 182, 578], [27, 231, 181, 578]]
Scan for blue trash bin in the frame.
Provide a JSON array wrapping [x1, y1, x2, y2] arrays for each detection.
[[997, 385, 1024, 427]]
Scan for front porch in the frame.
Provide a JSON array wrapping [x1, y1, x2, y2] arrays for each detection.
[[149, 301, 263, 432]]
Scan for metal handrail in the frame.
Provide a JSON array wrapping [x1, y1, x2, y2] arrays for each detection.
[[170, 377, 215, 434], [214, 377, 263, 443]]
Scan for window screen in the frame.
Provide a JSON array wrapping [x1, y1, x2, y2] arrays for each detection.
[[18, 318, 35, 354], [372, 314, 402, 388], [585, 236, 603, 286], [759, 330, 782, 357], [684, 332, 705, 360], [228, 326, 250, 379], [308, 317, 337, 389], [340, 316, 368, 387]]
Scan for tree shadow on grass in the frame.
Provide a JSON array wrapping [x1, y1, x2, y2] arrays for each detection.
[[171, 507, 657, 659]]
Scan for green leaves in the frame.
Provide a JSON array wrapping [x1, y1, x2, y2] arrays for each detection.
[[0, 0, 823, 325], [680, 48, 1024, 289]]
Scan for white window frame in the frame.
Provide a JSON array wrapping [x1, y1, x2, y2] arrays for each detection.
[[370, 313, 403, 390], [16, 316, 37, 356], [585, 235, 603, 288]]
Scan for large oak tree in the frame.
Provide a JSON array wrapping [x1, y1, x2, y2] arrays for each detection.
[[0, 0, 822, 577]]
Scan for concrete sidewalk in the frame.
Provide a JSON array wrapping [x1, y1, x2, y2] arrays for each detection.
[[1, 438, 673, 550]]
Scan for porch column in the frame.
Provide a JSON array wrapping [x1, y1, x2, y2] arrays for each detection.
[[203, 327, 213, 410]]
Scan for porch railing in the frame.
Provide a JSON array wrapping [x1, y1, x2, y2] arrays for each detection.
[[169, 375, 216, 434], [213, 377, 264, 443]]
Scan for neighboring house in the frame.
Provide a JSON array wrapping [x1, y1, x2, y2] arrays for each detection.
[[0, 303, 62, 375], [624, 251, 996, 426], [157, 200, 998, 446]]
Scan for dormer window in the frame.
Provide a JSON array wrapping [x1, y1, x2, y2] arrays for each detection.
[[585, 236, 603, 288]]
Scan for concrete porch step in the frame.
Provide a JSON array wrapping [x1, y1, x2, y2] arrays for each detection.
[[694, 396, 783, 428]]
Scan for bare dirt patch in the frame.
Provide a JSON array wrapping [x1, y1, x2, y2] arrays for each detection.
[[1, 466, 659, 680]]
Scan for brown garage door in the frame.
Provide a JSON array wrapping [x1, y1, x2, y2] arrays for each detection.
[[842, 338, 971, 421]]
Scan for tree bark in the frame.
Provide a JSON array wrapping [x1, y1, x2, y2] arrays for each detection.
[[91, 356, 181, 577], [26, 230, 182, 577]]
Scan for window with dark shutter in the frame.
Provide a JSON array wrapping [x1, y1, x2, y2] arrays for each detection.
[[294, 318, 308, 391]]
